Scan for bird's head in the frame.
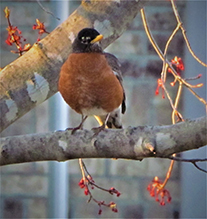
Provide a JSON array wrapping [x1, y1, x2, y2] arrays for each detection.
[[72, 28, 103, 53]]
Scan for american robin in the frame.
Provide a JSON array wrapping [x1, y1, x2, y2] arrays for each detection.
[[58, 28, 126, 134]]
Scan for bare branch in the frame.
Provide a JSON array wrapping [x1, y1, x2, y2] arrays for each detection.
[[167, 156, 207, 173], [170, 0, 207, 67], [140, 8, 207, 107], [36, 0, 60, 20]]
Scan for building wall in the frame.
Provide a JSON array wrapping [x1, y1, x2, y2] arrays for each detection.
[[181, 1, 207, 218], [0, 1, 189, 218]]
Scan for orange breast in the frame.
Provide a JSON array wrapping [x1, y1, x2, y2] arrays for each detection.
[[58, 53, 123, 116]]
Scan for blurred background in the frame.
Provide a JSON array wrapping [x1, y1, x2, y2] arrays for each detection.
[[0, 0, 206, 218]]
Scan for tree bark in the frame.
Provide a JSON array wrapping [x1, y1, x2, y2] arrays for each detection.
[[0, 116, 206, 166], [0, 0, 146, 132]]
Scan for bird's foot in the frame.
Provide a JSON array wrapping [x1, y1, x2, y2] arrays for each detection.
[[66, 116, 87, 134], [66, 126, 82, 134], [91, 124, 105, 137]]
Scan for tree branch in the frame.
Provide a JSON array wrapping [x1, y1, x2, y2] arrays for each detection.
[[167, 156, 207, 173], [0, 116, 206, 166], [0, 0, 146, 133]]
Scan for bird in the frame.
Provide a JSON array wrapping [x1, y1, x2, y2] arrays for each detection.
[[58, 28, 126, 134]]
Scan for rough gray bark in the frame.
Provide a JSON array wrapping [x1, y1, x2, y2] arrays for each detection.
[[0, 0, 146, 132], [0, 116, 206, 166]]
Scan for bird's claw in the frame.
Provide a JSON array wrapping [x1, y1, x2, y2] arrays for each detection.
[[91, 124, 105, 137], [66, 126, 82, 134]]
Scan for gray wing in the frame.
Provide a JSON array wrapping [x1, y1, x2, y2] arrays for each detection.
[[104, 52, 126, 128], [104, 52, 126, 114]]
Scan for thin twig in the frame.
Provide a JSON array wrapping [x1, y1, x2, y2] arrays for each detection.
[[161, 23, 181, 82], [37, 0, 60, 20], [158, 154, 176, 191], [170, 0, 207, 67], [81, 160, 92, 178], [192, 162, 207, 174], [168, 156, 207, 163], [161, 62, 168, 83], [82, 161, 117, 193], [167, 156, 207, 173], [141, 8, 164, 61], [172, 82, 183, 123], [140, 8, 207, 107], [185, 74, 202, 81], [79, 158, 86, 181], [159, 80, 184, 121]]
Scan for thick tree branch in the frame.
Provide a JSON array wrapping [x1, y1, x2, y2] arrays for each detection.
[[0, 116, 206, 166], [0, 0, 146, 132]]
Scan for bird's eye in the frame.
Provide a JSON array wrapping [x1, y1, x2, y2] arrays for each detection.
[[81, 36, 91, 44]]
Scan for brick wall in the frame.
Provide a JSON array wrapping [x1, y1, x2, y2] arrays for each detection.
[[0, 1, 56, 218], [0, 1, 185, 218]]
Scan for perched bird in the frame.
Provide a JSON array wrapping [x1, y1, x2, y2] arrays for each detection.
[[58, 28, 126, 134]]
